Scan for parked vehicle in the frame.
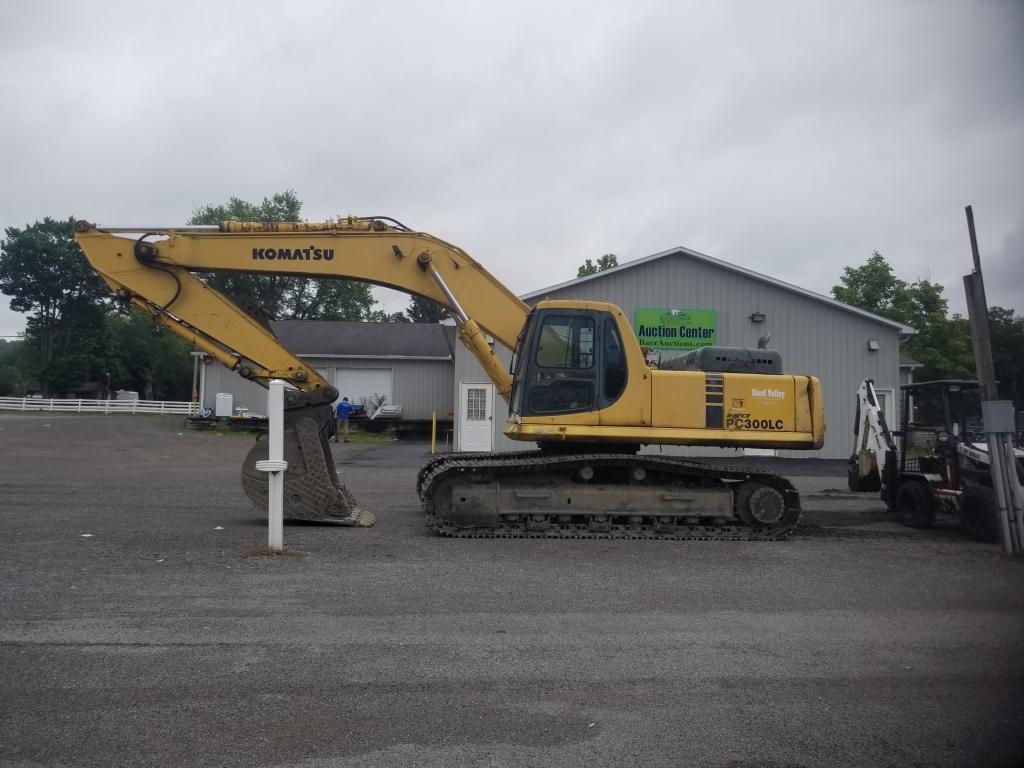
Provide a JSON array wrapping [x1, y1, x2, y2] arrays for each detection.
[[849, 378, 1023, 542], [75, 217, 825, 539]]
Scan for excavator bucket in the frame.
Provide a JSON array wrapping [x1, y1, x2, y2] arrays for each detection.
[[240, 399, 375, 526]]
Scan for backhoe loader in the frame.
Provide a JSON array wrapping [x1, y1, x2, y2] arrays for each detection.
[[74, 217, 825, 539], [848, 377, 1020, 541]]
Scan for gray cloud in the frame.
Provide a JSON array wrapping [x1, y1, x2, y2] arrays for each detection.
[[1, 0, 1021, 336], [981, 213, 1024, 312]]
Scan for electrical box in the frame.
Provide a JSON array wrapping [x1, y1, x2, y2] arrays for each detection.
[[982, 400, 1015, 433]]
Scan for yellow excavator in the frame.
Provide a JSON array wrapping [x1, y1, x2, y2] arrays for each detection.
[[74, 217, 825, 539]]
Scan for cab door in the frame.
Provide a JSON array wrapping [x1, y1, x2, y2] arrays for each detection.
[[521, 311, 599, 420]]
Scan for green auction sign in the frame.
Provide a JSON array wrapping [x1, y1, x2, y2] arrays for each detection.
[[634, 308, 717, 350]]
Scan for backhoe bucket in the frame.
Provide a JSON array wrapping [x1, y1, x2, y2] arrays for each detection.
[[240, 400, 375, 526], [847, 449, 881, 492]]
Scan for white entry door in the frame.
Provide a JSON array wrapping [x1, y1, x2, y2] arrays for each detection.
[[459, 382, 493, 452]]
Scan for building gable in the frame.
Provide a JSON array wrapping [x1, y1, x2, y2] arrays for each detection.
[[523, 247, 912, 334]]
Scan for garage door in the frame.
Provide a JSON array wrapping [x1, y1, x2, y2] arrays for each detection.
[[335, 368, 393, 411]]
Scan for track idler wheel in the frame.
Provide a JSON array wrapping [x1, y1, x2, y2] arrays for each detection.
[[734, 481, 787, 526], [240, 403, 374, 527]]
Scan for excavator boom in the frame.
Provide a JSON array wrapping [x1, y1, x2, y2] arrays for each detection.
[[74, 218, 526, 396]]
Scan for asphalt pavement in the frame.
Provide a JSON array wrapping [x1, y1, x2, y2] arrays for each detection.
[[1, 414, 1022, 768]]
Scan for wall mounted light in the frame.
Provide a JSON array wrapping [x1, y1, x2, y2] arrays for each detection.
[[749, 311, 766, 323], [867, 338, 880, 351]]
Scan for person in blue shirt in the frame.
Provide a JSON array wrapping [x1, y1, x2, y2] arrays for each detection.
[[334, 397, 353, 443]]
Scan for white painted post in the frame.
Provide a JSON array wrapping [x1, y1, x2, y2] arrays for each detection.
[[199, 358, 207, 413], [255, 379, 288, 551]]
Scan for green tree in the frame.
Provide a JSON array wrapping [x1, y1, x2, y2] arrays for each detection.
[[0, 339, 34, 396], [832, 252, 973, 380], [367, 309, 411, 323], [0, 217, 113, 394], [986, 307, 1024, 408], [105, 310, 193, 400], [897, 279, 973, 381], [832, 252, 905, 315], [577, 253, 619, 278], [405, 295, 450, 323], [188, 191, 381, 320]]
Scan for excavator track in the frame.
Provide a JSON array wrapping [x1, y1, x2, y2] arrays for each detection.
[[419, 453, 800, 540], [416, 450, 542, 498]]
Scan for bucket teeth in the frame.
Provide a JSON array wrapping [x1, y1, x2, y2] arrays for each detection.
[[349, 510, 377, 527], [240, 415, 374, 526]]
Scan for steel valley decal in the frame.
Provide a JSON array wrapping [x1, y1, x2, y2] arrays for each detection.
[[634, 308, 717, 350]]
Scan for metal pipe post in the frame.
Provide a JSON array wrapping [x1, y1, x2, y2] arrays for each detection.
[[255, 379, 289, 551], [987, 433, 1016, 555], [963, 206, 1021, 555], [1005, 434, 1024, 549]]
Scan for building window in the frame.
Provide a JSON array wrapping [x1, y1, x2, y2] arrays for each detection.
[[466, 387, 487, 421]]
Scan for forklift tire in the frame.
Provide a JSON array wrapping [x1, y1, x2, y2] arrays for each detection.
[[896, 481, 936, 529], [960, 486, 1000, 543]]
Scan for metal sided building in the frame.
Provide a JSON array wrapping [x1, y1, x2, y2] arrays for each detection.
[[200, 321, 456, 421], [453, 246, 911, 460]]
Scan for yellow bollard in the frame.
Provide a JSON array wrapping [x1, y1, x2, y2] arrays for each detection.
[[431, 411, 437, 454]]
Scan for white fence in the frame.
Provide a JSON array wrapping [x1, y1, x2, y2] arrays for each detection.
[[0, 396, 196, 415]]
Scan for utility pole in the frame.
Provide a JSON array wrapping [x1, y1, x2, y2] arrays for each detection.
[[962, 205, 1024, 555]]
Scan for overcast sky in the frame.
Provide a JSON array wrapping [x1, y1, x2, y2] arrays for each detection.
[[1, 0, 1021, 338]]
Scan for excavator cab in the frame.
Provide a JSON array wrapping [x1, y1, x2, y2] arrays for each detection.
[[510, 306, 629, 418]]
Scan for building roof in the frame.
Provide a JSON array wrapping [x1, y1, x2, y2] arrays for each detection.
[[270, 321, 455, 359], [522, 246, 915, 334], [900, 354, 923, 368]]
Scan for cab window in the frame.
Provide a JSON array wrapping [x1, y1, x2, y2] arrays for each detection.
[[603, 319, 626, 400], [535, 315, 594, 369]]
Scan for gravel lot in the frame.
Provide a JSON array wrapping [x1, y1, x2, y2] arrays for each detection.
[[1, 413, 1022, 768]]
